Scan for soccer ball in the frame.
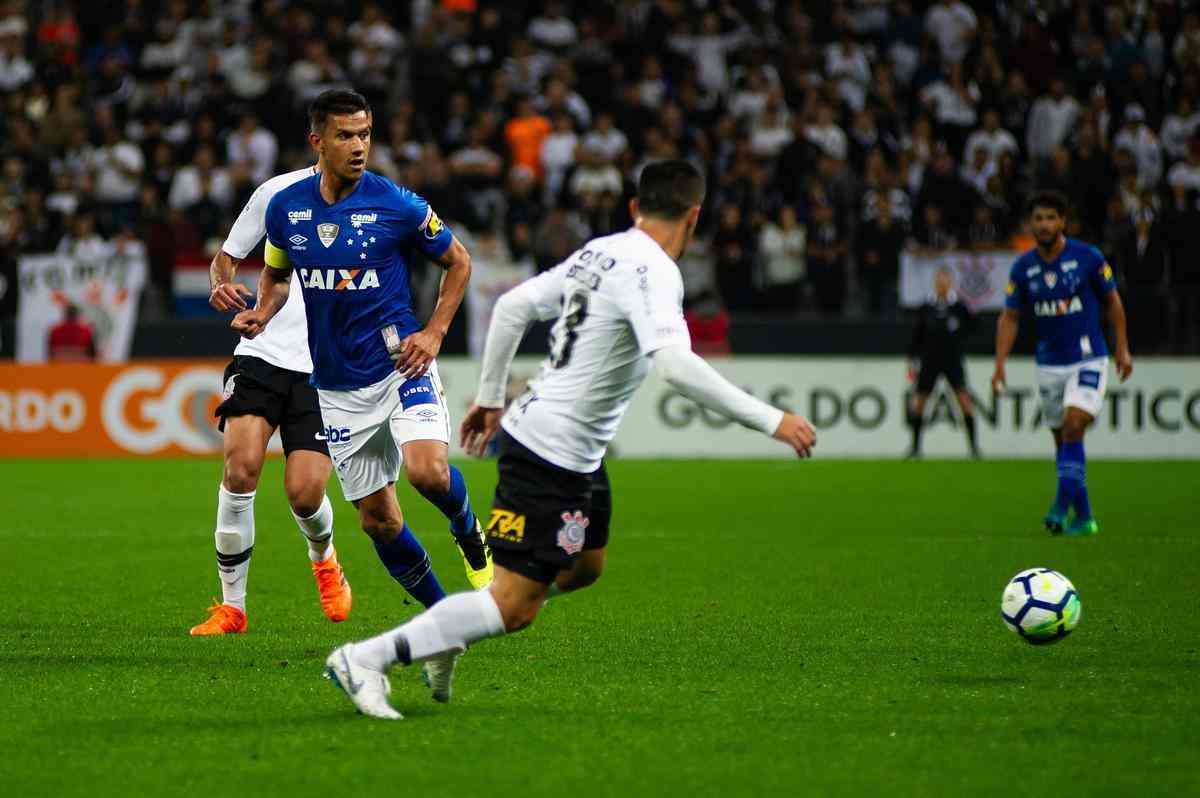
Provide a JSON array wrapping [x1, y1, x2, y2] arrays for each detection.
[[1000, 568, 1081, 645]]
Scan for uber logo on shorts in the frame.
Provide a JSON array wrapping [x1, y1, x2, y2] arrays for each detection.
[[316, 426, 351, 443], [486, 509, 526, 543], [1078, 371, 1101, 389], [399, 375, 437, 409]]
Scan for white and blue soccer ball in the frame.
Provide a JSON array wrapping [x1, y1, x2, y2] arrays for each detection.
[[1000, 568, 1081, 645]]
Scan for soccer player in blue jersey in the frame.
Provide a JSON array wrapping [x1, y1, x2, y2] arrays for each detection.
[[232, 90, 493, 613], [991, 190, 1133, 536]]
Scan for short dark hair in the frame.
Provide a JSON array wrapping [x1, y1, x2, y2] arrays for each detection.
[[1026, 189, 1069, 217], [637, 160, 706, 219], [308, 90, 371, 134]]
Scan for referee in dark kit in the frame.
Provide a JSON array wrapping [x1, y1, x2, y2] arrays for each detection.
[[906, 268, 980, 458]]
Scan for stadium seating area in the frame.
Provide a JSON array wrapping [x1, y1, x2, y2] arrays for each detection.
[[0, 1, 1198, 348]]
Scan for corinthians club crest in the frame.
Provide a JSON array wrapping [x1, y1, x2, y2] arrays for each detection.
[[317, 223, 339, 248], [556, 510, 589, 555]]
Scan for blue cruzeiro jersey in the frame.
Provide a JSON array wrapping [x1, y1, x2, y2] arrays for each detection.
[[263, 170, 452, 390], [1005, 238, 1118, 366]]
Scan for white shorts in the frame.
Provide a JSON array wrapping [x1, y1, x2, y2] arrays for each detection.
[[1035, 357, 1109, 429], [317, 362, 451, 502]]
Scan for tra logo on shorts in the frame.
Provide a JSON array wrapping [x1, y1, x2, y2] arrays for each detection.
[[486, 509, 526, 543], [556, 511, 589, 555]]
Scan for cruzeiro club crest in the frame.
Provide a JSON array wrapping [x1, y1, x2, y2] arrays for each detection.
[[556, 510, 590, 555], [317, 223, 340, 248], [1044, 271, 1058, 289]]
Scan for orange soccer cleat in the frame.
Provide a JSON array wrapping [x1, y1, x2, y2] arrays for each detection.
[[189, 603, 247, 636], [312, 548, 352, 622]]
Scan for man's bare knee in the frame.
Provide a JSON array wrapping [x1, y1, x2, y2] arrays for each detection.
[[287, 483, 324, 518], [406, 462, 450, 497], [223, 459, 261, 493], [495, 594, 542, 632], [558, 550, 606, 592], [355, 494, 403, 543]]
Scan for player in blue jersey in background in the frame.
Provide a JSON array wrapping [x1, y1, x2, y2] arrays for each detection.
[[232, 90, 493, 620], [992, 190, 1133, 536]]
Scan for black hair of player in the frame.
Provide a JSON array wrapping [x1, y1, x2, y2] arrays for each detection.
[[1026, 189, 1069, 218], [309, 90, 371, 135], [637, 160, 706, 220]]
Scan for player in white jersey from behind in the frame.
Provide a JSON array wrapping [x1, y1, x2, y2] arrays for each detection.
[[324, 161, 817, 718], [191, 164, 352, 635]]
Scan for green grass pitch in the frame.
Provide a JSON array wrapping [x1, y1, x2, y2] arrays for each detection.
[[2, 458, 1198, 796]]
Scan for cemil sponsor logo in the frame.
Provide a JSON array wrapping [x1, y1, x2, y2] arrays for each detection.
[[288, 209, 312, 224]]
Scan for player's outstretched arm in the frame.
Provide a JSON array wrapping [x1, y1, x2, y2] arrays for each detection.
[[652, 344, 816, 458], [397, 236, 471, 379], [992, 308, 1020, 394], [1104, 289, 1133, 381], [231, 262, 291, 339], [461, 266, 570, 456], [209, 250, 253, 312]]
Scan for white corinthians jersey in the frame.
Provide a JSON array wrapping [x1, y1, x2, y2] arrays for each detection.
[[500, 229, 691, 472], [222, 166, 318, 374]]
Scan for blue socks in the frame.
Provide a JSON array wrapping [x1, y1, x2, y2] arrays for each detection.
[[422, 465, 477, 539], [1055, 441, 1087, 517], [373, 525, 446, 608]]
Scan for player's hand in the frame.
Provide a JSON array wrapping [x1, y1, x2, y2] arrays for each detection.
[[210, 281, 252, 312], [1115, 347, 1133, 382], [460, 404, 503, 457], [772, 412, 816, 458], [231, 309, 270, 339], [396, 328, 443, 379], [991, 364, 1007, 395]]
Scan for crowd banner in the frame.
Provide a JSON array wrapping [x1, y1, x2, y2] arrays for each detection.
[[900, 249, 1017, 311], [16, 248, 147, 363], [1, 358, 1196, 458]]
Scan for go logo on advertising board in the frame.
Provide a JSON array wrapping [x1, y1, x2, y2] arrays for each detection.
[[101, 366, 224, 454]]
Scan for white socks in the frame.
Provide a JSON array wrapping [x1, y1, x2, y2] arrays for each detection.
[[215, 485, 256, 611], [292, 495, 334, 563], [356, 589, 506, 671]]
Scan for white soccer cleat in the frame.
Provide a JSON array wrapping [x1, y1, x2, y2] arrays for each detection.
[[324, 644, 402, 720], [421, 650, 462, 704]]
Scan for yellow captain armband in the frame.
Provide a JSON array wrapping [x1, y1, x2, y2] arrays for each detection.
[[264, 240, 291, 269]]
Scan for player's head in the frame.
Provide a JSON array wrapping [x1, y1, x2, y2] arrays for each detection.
[[934, 268, 953, 298], [631, 160, 706, 251], [308, 90, 372, 182], [1026, 189, 1068, 248]]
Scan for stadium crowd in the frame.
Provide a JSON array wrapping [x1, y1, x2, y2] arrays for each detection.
[[0, 0, 1198, 349]]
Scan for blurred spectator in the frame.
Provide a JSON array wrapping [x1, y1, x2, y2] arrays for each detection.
[[505, 94, 551, 178], [226, 112, 278, 186], [1161, 97, 1200, 163], [1027, 78, 1080, 162], [925, 0, 976, 66], [539, 111, 577, 205], [0, 21, 31, 90], [168, 144, 232, 213], [668, 7, 750, 98], [805, 102, 848, 161], [56, 211, 109, 263], [963, 109, 1017, 168], [919, 62, 979, 156], [1113, 105, 1164, 191], [757, 205, 806, 313], [684, 290, 731, 356], [806, 202, 847, 314], [48, 303, 96, 361], [1118, 205, 1169, 350], [713, 204, 757, 312], [858, 194, 907, 315], [90, 117, 144, 234], [967, 204, 1002, 250]]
